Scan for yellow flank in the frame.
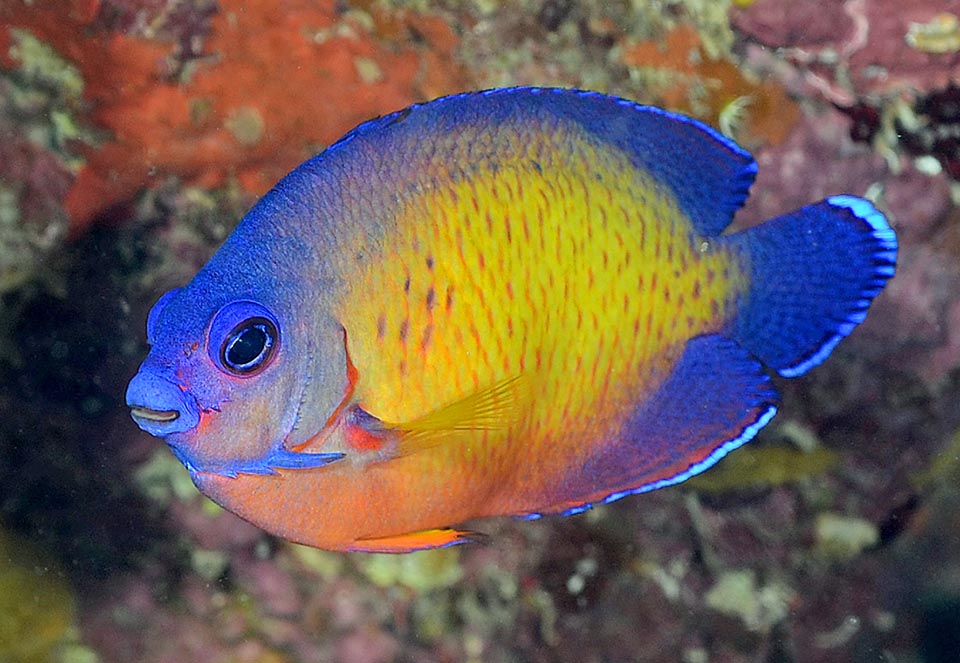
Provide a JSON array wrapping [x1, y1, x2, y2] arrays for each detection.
[[336, 126, 748, 510]]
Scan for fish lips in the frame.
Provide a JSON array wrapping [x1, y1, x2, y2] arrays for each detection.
[[126, 368, 201, 437]]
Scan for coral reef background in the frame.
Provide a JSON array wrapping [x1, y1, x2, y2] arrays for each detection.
[[1, 0, 960, 661]]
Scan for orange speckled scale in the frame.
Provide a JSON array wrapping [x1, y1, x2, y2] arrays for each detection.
[[127, 88, 897, 552]]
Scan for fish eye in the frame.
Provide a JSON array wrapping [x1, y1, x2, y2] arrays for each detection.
[[208, 301, 281, 377], [222, 317, 277, 375]]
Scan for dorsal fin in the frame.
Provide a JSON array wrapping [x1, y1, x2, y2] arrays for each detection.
[[326, 87, 757, 237], [542, 88, 758, 237]]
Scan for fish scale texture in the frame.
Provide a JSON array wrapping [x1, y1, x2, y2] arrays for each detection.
[[335, 103, 750, 515]]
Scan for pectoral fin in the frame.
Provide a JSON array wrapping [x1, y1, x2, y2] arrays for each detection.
[[348, 527, 482, 553], [388, 375, 529, 456], [301, 375, 529, 458]]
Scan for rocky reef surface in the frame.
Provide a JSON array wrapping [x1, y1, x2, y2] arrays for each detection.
[[1, 1, 959, 661]]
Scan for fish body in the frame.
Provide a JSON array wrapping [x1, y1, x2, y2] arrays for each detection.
[[126, 88, 897, 552]]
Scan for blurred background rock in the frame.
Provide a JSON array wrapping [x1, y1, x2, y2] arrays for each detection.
[[1, 1, 959, 661]]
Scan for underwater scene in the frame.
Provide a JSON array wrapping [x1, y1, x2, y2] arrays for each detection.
[[2, 0, 960, 661]]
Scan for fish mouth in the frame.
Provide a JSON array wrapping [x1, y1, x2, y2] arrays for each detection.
[[130, 406, 180, 423]]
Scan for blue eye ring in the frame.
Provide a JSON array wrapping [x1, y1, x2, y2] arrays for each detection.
[[208, 301, 281, 377]]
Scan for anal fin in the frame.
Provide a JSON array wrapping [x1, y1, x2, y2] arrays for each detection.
[[349, 528, 481, 553], [566, 334, 779, 509]]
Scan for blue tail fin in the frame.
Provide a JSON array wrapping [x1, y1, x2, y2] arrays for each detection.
[[726, 196, 897, 377]]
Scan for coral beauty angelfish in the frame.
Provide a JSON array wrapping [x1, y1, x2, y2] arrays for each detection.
[[126, 87, 897, 553]]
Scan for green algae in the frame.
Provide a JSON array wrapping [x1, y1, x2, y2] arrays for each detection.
[[0, 27, 85, 300], [353, 547, 464, 591], [687, 443, 840, 493], [667, 0, 737, 58], [814, 512, 879, 561], [54, 644, 99, 663], [913, 428, 960, 491], [134, 448, 202, 506], [134, 448, 227, 520], [224, 106, 266, 146], [0, 527, 84, 663], [0, 183, 30, 294], [704, 568, 795, 632], [5, 28, 93, 160], [449, 0, 737, 97], [191, 548, 231, 583], [7, 29, 84, 101], [287, 543, 347, 581]]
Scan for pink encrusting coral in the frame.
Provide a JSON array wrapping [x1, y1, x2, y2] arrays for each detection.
[[732, 0, 960, 100], [733, 0, 960, 187], [730, 0, 960, 385]]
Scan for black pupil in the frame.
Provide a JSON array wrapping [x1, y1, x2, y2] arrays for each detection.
[[224, 320, 273, 372]]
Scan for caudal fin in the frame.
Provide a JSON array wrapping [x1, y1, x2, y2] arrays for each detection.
[[726, 195, 897, 377]]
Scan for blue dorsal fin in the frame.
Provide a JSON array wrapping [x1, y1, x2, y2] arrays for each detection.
[[524, 334, 779, 517], [316, 87, 757, 237], [544, 88, 758, 237]]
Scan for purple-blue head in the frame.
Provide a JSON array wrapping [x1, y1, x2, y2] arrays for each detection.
[[125, 189, 352, 476]]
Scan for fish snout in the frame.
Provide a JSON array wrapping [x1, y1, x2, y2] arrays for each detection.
[[126, 369, 201, 437]]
